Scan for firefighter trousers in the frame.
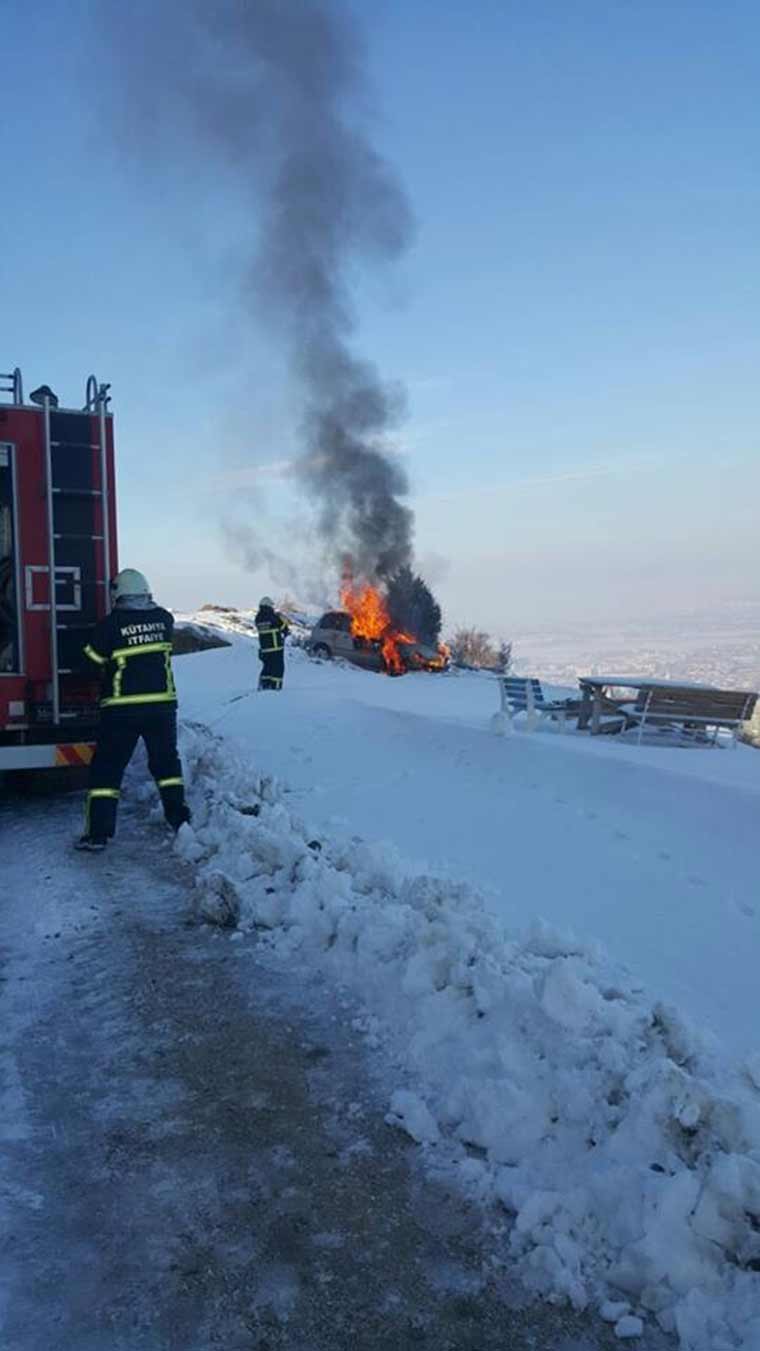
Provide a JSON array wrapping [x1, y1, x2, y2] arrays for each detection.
[[85, 707, 189, 841], [259, 649, 284, 691]]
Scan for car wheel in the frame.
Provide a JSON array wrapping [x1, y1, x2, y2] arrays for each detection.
[[313, 643, 332, 659]]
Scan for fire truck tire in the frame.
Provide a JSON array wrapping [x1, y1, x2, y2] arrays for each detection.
[[312, 643, 332, 660]]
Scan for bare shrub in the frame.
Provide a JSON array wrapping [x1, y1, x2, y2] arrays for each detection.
[[448, 628, 511, 670]]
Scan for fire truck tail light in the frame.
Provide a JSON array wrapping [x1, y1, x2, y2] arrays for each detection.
[[9, 702, 25, 717]]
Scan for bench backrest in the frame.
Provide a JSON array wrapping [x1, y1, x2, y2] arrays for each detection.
[[501, 676, 545, 711], [634, 686, 758, 726]]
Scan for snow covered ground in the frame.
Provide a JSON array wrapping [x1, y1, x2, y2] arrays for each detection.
[[167, 623, 760, 1349], [175, 626, 760, 1056]]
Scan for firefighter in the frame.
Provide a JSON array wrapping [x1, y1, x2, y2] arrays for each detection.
[[75, 568, 190, 852], [255, 596, 289, 691]]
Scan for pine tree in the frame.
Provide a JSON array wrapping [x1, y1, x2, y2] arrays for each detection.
[[386, 565, 443, 646]]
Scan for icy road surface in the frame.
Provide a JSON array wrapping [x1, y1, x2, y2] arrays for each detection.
[[0, 781, 642, 1351]]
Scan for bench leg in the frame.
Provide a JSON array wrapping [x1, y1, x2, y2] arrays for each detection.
[[525, 683, 538, 732], [493, 681, 513, 737], [591, 692, 602, 735]]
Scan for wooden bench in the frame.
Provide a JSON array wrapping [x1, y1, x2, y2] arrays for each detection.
[[631, 685, 758, 747], [497, 676, 581, 731]]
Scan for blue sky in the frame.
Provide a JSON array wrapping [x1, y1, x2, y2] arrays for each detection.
[[3, 0, 759, 631]]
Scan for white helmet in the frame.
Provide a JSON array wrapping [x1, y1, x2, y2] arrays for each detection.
[[259, 595, 274, 608], [112, 568, 151, 600]]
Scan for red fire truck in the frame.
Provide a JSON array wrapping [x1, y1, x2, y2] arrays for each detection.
[[0, 366, 117, 774]]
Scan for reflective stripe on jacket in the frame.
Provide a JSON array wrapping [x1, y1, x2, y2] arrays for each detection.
[[83, 605, 177, 709], [255, 610, 289, 654]]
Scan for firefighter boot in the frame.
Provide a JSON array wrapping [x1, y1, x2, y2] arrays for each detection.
[[74, 835, 107, 852], [169, 804, 192, 833], [76, 786, 120, 851], [158, 780, 191, 832]]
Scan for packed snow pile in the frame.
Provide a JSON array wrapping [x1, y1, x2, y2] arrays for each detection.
[[172, 620, 232, 656], [170, 719, 760, 1351], [176, 604, 315, 647]]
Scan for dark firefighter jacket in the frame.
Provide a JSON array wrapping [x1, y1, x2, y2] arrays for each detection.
[[255, 607, 289, 655], [83, 605, 177, 710]]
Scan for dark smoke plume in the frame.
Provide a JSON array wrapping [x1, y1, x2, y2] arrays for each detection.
[[107, 0, 415, 584]]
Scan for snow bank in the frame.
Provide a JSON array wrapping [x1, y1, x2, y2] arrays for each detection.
[[175, 721, 760, 1350]]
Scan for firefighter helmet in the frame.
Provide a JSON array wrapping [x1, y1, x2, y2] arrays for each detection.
[[112, 568, 151, 600], [259, 595, 274, 608]]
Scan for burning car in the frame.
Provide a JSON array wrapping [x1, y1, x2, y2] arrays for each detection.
[[309, 584, 449, 675], [309, 611, 382, 669]]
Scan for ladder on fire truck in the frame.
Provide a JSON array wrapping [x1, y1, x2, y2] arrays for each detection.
[[41, 377, 113, 726], [0, 367, 24, 403]]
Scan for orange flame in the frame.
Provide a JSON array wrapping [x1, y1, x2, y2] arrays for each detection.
[[425, 640, 451, 670], [340, 581, 389, 644], [339, 579, 447, 675]]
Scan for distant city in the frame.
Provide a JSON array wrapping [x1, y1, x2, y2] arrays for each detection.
[[512, 603, 760, 691]]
